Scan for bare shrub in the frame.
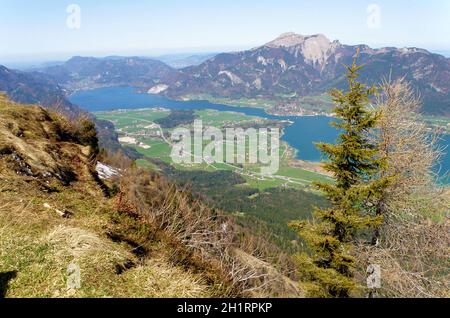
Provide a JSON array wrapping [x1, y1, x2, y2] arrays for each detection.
[[357, 78, 449, 298], [114, 167, 281, 297], [100, 150, 134, 171]]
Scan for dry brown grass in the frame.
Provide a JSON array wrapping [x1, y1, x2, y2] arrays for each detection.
[[114, 168, 303, 297], [0, 97, 212, 298], [0, 178, 212, 298]]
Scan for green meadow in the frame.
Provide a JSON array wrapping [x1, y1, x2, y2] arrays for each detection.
[[96, 108, 332, 191]]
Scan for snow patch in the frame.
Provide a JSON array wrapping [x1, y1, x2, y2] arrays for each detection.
[[96, 162, 120, 180], [278, 59, 288, 71], [253, 78, 262, 90], [257, 56, 268, 65], [218, 71, 244, 85], [148, 84, 169, 94]]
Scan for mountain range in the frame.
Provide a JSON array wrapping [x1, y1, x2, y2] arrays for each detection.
[[161, 33, 450, 116], [1, 33, 449, 116]]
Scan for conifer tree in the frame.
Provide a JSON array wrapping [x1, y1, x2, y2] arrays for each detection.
[[290, 51, 390, 298]]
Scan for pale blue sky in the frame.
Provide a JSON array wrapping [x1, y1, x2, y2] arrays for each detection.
[[1, 0, 449, 63]]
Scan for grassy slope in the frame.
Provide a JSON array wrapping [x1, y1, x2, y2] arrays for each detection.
[[0, 96, 304, 298], [0, 180, 211, 298], [0, 98, 212, 297]]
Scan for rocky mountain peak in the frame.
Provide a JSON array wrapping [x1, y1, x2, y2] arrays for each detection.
[[265, 32, 307, 48], [266, 32, 332, 48], [265, 32, 337, 67]]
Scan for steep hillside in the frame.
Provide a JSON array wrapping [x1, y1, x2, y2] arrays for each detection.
[[0, 65, 81, 117], [0, 95, 302, 298], [161, 33, 450, 116], [0, 65, 137, 160]]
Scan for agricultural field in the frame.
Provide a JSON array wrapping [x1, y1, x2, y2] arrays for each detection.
[[96, 108, 333, 191], [422, 115, 450, 134], [181, 93, 278, 110], [182, 93, 334, 116]]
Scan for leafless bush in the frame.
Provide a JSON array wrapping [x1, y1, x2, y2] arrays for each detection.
[[99, 150, 133, 170], [114, 167, 280, 297], [357, 78, 449, 298], [374, 78, 445, 201]]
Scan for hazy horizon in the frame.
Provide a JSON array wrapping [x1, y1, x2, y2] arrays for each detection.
[[1, 0, 449, 65], [3, 43, 450, 71]]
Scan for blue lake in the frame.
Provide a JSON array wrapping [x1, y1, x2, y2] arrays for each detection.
[[69, 86, 449, 182]]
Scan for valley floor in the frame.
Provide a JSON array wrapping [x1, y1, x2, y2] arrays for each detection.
[[96, 108, 332, 252], [96, 108, 334, 191]]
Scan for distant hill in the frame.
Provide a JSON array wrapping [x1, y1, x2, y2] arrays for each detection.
[[433, 50, 450, 58], [0, 65, 82, 116], [160, 33, 450, 116], [40, 56, 178, 93], [154, 53, 217, 69], [0, 65, 135, 155]]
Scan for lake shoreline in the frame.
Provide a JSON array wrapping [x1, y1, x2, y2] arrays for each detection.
[[69, 86, 449, 181]]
